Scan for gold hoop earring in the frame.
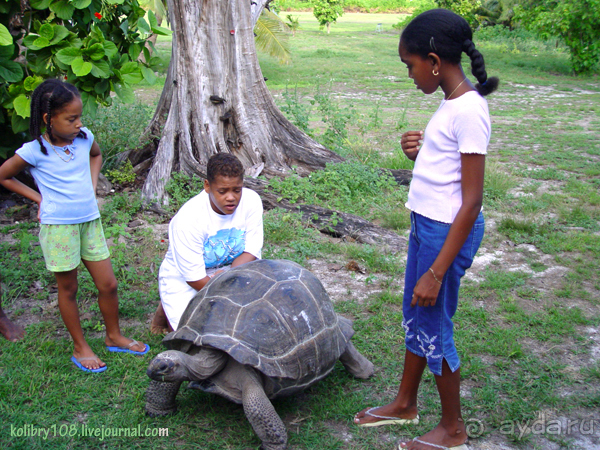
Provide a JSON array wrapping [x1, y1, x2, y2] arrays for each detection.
[[432, 70, 439, 76]]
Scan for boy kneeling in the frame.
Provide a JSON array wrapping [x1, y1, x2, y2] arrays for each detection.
[[152, 153, 263, 332]]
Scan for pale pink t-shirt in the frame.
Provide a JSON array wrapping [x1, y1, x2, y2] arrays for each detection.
[[405, 90, 491, 223]]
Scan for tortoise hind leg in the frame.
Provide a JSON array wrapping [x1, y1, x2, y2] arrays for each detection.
[[340, 342, 374, 379]]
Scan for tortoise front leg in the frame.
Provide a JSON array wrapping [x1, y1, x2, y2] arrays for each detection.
[[237, 364, 287, 450], [145, 380, 182, 417]]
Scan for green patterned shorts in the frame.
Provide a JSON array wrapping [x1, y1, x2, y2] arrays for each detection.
[[39, 218, 110, 272]]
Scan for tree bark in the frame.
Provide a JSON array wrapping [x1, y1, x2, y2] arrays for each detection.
[[133, 0, 342, 206]]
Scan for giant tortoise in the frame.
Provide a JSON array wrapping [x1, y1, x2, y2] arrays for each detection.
[[145, 259, 374, 450]]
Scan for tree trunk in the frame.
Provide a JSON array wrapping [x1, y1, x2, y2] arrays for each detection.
[[134, 0, 342, 206]]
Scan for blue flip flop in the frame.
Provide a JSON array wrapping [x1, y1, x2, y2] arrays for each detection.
[[106, 340, 150, 355], [71, 356, 107, 373]]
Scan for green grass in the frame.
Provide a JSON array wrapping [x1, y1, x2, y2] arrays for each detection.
[[2, 11, 600, 450]]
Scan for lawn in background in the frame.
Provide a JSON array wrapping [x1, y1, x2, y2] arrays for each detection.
[[1, 11, 599, 450]]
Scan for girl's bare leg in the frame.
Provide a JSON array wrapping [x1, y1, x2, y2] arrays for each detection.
[[55, 269, 105, 370], [354, 350, 426, 424], [82, 258, 147, 352], [399, 359, 467, 450], [0, 308, 25, 341], [0, 273, 25, 341]]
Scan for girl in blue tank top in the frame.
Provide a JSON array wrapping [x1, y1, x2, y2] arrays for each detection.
[[0, 79, 148, 373]]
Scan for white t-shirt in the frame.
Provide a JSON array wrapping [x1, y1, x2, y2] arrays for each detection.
[[159, 188, 263, 329], [405, 91, 490, 223]]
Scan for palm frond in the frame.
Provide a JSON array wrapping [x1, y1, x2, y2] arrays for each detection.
[[254, 10, 291, 65]]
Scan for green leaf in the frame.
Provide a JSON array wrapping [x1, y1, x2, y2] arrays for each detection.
[[49, 25, 70, 45], [128, 43, 142, 62], [84, 43, 105, 61], [71, 0, 92, 9], [103, 41, 118, 58], [13, 95, 30, 119], [106, 0, 125, 4], [138, 18, 151, 35], [50, 0, 76, 20], [23, 76, 43, 92], [120, 19, 129, 36], [0, 59, 23, 82], [80, 91, 99, 117], [0, 147, 12, 160], [0, 45, 14, 59], [148, 11, 172, 36], [149, 56, 162, 67], [94, 79, 109, 95], [32, 36, 51, 49], [56, 47, 83, 65], [30, 0, 52, 9], [39, 23, 54, 41], [119, 62, 143, 84], [148, 10, 159, 29], [141, 66, 156, 85], [71, 57, 93, 76], [90, 60, 110, 78], [0, 24, 12, 46], [11, 112, 29, 133], [23, 35, 38, 49], [113, 83, 134, 103]]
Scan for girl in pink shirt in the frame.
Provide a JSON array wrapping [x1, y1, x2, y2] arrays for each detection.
[[354, 9, 498, 450]]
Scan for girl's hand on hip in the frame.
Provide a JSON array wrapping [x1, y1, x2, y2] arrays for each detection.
[[401, 130, 423, 161], [411, 271, 441, 307]]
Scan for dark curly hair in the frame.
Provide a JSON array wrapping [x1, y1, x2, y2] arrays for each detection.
[[29, 79, 86, 155], [400, 8, 499, 96], [206, 153, 244, 183]]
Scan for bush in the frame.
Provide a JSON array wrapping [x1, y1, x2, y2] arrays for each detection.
[[268, 160, 397, 217], [86, 102, 154, 171], [513, 0, 600, 74], [105, 160, 136, 185]]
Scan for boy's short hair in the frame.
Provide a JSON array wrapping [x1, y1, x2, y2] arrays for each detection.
[[206, 153, 244, 183]]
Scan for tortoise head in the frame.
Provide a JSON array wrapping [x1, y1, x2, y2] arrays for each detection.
[[147, 348, 229, 382], [147, 350, 192, 382]]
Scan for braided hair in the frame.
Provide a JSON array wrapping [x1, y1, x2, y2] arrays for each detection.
[[29, 79, 86, 155], [400, 8, 499, 96]]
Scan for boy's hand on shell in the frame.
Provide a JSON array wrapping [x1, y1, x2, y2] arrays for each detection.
[[401, 130, 423, 160]]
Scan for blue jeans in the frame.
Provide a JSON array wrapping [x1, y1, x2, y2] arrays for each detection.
[[402, 211, 484, 376]]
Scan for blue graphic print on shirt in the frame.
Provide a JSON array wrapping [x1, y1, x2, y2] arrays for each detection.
[[204, 228, 246, 268]]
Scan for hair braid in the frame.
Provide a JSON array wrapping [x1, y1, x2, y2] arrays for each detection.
[[463, 39, 499, 96], [28, 78, 84, 155], [400, 9, 499, 97]]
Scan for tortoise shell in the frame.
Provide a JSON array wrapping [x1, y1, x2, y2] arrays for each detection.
[[163, 259, 352, 381]]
